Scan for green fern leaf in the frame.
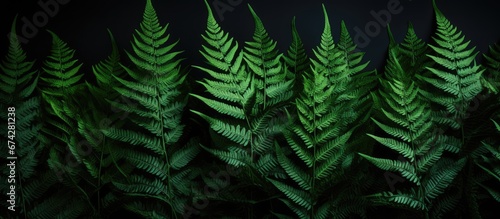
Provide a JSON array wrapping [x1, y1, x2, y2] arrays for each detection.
[[310, 6, 346, 83], [41, 30, 83, 95], [272, 6, 368, 218], [268, 178, 313, 210], [38, 30, 84, 163], [423, 159, 466, 200], [91, 29, 125, 105], [418, 0, 484, 129], [100, 0, 195, 217], [0, 16, 38, 105], [284, 16, 310, 94], [387, 191, 426, 210], [361, 42, 460, 214], [244, 5, 293, 111], [170, 138, 201, 170], [482, 42, 500, 93]]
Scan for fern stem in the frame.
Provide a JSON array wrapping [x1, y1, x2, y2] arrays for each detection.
[[311, 85, 317, 219], [154, 64, 177, 219], [68, 170, 97, 213], [97, 137, 105, 215], [262, 47, 267, 111], [147, 20, 177, 216], [403, 82, 425, 212]]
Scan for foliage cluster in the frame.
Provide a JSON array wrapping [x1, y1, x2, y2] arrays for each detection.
[[1, 0, 499, 218]]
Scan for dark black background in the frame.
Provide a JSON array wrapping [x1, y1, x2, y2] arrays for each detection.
[[1, 0, 499, 77]]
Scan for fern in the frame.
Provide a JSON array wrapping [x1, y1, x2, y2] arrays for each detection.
[[0, 16, 51, 218], [71, 85, 131, 217], [0, 17, 38, 106], [101, 0, 199, 217], [474, 120, 500, 205], [417, 2, 494, 218], [482, 42, 500, 94], [2, 2, 500, 218], [39, 31, 89, 195], [35, 29, 97, 218], [242, 4, 294, 159], [39, 30, 84, 157], [244, 4, 293, 112], [359, 48, 465, 217], [91, 29, 125, 102], [336, 20, 376, 93], [335, 20, 377, 157], [417, 0, 484, 130], [191, 2, 295, 217], [271, 5, 368, 219], [284, 16, 310, 96], [192, 0, 291, 179], [398, 23, 431, 77], [190, 0, 254, 162]]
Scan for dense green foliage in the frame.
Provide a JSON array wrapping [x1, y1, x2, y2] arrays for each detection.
[[1, 0, 499, 218]]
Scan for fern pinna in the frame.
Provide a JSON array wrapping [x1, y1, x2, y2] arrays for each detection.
[[101, 0, 199, 218], [269, 6, 372, 219]]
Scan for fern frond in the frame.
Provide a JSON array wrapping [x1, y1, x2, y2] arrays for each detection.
[[40, 30, 84, 95], [99, 0, 195, 217], [39, 30, 84, 162], [361, 42, 459, 215], [336, 21, 377, 120], [170, 138, 201, 170], [310, 6, 346, 84], [244, 5, 293, 111], [91, 29, 125, 104], [191, 1, 253, 144], [0, 16, 38, 105], [34, 30, 94, 219], [418, 0, 484, 128], [398, 22, 431, 78], [192, 4, 293, 201], [482, 42, 500, 94], [0, 18, 43, 203], [272, 6, 368, 218], [423, 158, 466, 200], [268, 178, 313, 210], [284, 16, 310, 94]]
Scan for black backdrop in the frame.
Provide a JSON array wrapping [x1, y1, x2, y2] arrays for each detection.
[[1, 0, 500, 78]]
